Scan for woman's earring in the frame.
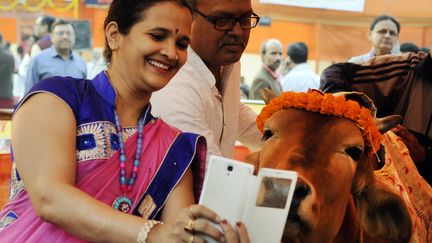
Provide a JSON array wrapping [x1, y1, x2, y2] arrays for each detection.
[[175, 55, 178, 61]]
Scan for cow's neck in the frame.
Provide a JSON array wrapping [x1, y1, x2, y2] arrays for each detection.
[[333, 197, 361, 243]]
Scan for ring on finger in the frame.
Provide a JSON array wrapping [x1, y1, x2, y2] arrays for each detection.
[[187, 235, 194, 243], [184, 219, 196, 232]]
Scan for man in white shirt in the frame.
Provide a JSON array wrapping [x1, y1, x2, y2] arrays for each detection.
[[151, 0, 262, 159], [281, 42, 319, 92]]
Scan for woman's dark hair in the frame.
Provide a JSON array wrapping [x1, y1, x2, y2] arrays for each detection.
[[370, 15, 400, 34], [103, 0, 195, 63]]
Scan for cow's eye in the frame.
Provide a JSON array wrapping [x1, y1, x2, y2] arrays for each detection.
[[345, 146, 363, 161], [262, 128, 274, 141]]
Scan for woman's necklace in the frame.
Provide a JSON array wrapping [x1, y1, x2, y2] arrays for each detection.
[[112, 108, 145, 213]]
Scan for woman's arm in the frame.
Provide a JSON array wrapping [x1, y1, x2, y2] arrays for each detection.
[[13, 93, 150, 242]]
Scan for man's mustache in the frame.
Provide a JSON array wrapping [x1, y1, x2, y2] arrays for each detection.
[[219, 37, 246, 48]]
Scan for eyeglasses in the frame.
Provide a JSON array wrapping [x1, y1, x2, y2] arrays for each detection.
[[194, 9, 260, 31]]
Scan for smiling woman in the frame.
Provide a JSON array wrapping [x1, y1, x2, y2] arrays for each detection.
[[0, 0, 240, 242]]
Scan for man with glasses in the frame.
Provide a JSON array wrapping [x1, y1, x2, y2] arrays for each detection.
[[25, 18, 87, 92], [151, 0, 262, 160], [349, 15, 400, 64]]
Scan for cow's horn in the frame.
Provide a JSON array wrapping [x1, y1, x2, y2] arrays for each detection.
[[375, 115, 403, 133]]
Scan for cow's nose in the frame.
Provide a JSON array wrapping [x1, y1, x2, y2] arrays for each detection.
[[288, 181, 311, 220], [294, 182, 311, 199]]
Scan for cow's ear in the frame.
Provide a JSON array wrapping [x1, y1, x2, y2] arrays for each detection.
[[375, 115, 403, 133], [246, 151, 260, 175], [355, 179, 412, 242], [261, 88, 278, 104]]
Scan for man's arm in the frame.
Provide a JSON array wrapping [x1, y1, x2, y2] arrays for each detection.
[[321, 52, 431, 111], [319, 62, 357, 93], [237, 103, 262, 151], [250, 78, 270, 100]]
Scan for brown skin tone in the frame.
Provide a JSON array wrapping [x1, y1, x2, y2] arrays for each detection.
[[392, 125, 426, 163], [368, 19, 399, 56], [190, 0, 252, 92], [261, 39, 283, 71], [51, 24, 75, 60]]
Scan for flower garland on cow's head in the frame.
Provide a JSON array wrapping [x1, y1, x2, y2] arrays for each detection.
[[256, 90, 382, 155]]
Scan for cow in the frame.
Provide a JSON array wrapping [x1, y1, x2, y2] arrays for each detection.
[[247, 89, 413, 243]]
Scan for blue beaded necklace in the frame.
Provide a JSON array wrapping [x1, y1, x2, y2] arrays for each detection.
[[112, 108, 145, 213]]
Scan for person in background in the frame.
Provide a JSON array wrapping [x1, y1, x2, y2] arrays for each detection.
[[249, 38, 283, 100], [321, 50, 432, 185], [275, 57, 291, 79], [281, 42, 319, 92], [0, 0, 248, 242], [151, 0, 263, 159], [17, 16, 55, 96], [30, 15, 56, 57], [349, 15, 400, 63], [400, 42, 419, 53], [25, 18, 87, 92], [240, 76, 250, 99], [0, 33, 15, 108]]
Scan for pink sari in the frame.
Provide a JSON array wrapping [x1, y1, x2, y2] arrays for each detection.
[[0, 119, 206, 242]]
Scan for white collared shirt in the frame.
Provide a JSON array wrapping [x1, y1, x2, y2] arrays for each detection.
[[151, 47, 261, 160], [281, 63, 319, 92]]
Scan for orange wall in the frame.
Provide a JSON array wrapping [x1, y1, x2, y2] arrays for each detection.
[[73, 1, 108, 48], [246, 21, 317, 55], [0, 18, 17, 43], [426, 27, 432, 49]]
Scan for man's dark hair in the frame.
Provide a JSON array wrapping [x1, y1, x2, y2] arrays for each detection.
[[370, 15, 400, 34], [287, 42, 308, 64], [103, 0, 195, 63], [51, 18, 73, 33], [400, 42, 419, 53], [40, 15, 56, 32]]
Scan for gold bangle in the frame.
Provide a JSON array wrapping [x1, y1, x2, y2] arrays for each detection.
[[137, 220, 163, 243]]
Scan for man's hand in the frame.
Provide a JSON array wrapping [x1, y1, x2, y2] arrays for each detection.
[[392, 125, 426, 163]]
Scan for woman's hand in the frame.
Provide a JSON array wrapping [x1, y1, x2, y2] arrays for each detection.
[[173, 205, 250, 243], [392, 124, 426, 163]]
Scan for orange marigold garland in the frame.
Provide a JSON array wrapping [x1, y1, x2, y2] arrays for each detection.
[[256, 90, 382, 155]]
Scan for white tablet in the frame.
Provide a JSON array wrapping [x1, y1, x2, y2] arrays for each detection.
[[199, 155, 298, 243]]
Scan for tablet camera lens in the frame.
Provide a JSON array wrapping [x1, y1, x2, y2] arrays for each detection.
[[227, 165, 233, 171]]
